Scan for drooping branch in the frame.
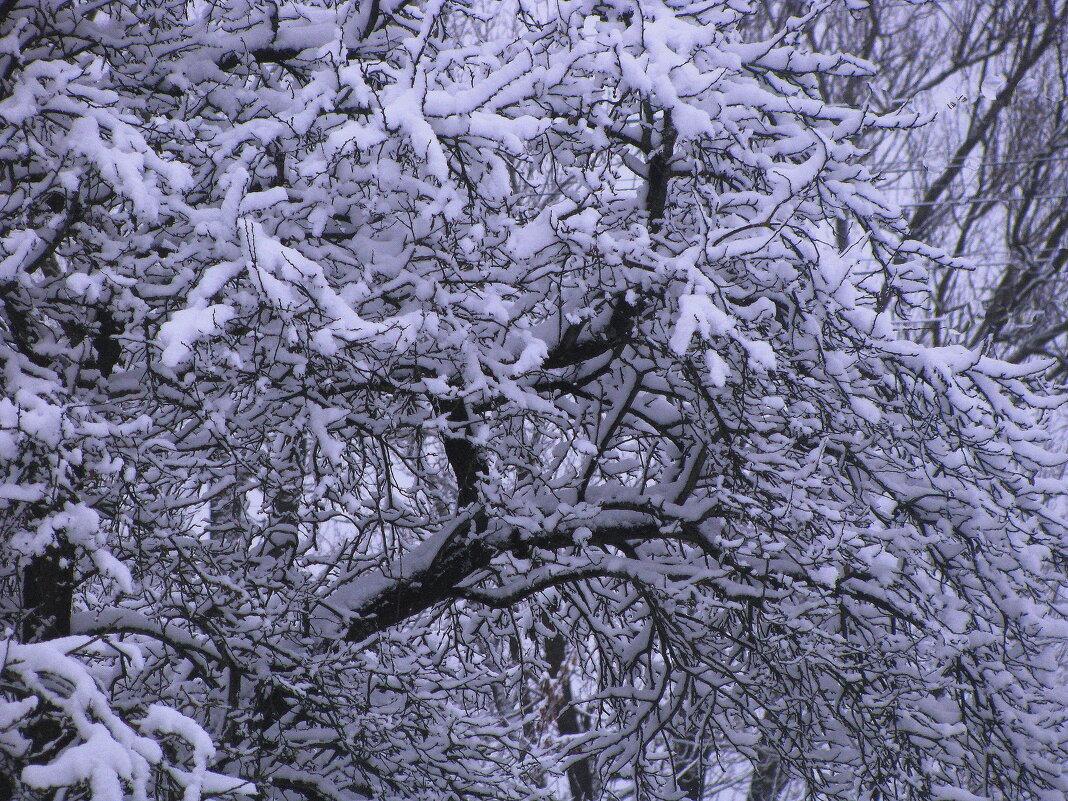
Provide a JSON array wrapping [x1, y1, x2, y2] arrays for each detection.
[[332, 503, 917, 645]]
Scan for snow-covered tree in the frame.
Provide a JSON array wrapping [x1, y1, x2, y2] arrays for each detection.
[[747, 0, 1068, 375], [2, 1, 1068, 800]]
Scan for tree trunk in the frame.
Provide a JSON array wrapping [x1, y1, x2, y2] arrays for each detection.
[[21, 540, 75, 643], [745, 746, 789, 801], [544, 631, 596, 801], [675, 736, 708, 801]]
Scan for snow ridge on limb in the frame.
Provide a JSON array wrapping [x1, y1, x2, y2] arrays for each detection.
[[0, 636, 252, 800]]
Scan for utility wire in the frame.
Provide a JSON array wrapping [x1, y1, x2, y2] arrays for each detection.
[[876, 154, 1068, 174], [902, 192, 1068, 207]]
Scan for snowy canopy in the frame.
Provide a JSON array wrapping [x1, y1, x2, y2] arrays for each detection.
[[1, 1, 1067, 800]]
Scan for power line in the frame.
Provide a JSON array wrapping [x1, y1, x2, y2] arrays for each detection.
[[514, 187, 1068, 208], [877, 154, 1068, 174], [859, 258, 1066, 269], [902, 192, 1068, 207], [889, 249, 1068, 259]]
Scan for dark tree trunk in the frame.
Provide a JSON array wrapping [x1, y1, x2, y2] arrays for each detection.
[[17, 540, 78, 790], [675, 737, 707, 800], [544, 632, 597, 801], [21, 540, 75, 643], [746, 747, 789, 801]]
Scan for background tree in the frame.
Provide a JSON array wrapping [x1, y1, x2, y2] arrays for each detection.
[[748, 0, 1068, 368], [700, 4, 1068, 798]]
